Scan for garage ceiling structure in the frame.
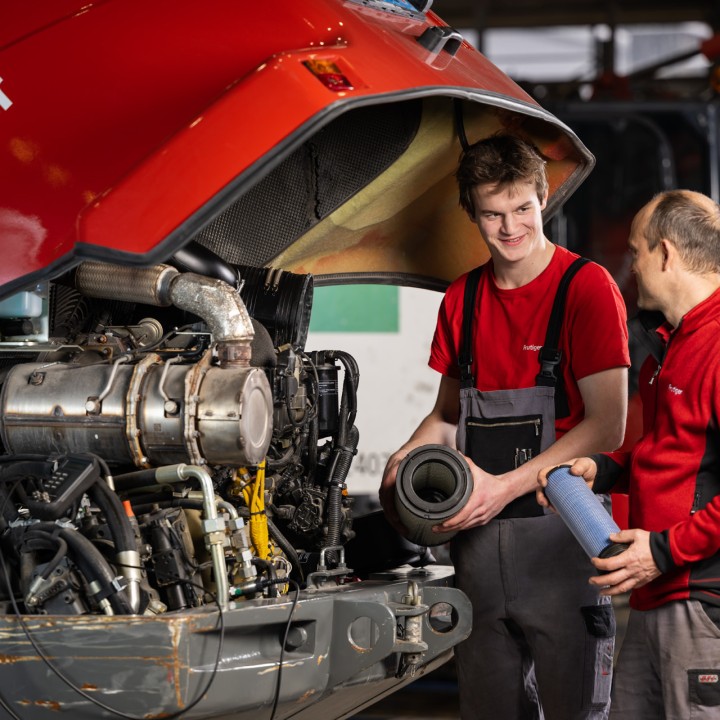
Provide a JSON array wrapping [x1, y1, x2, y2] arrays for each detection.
[[434, 0, 720, 31]]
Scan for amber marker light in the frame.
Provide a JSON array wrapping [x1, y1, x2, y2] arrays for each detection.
[[303, 59, 354, 91]]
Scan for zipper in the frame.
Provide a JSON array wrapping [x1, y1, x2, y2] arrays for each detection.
[[650, 328, 676, 424], [649, 364, 661, 385], [650, 321, 680, 386], [468, 418, 541, 436], [691, 489, 701, 514]]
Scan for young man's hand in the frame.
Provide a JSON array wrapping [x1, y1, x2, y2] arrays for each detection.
[[431, 457, 513, 532], [379, 449, 410, 536], [536, 457, 598, 509]]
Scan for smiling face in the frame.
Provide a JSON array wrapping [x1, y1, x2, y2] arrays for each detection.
[[628, 200, 666, 312], [469, 181, 548, 269]]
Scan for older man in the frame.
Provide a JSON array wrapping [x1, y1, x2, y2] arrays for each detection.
[[539, 190, 720, 719]]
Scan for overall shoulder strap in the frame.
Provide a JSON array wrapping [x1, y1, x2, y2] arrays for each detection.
[[458, 266, 484, 389], [536, 257, 590, 416]]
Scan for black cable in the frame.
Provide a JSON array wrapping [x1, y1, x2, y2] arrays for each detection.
[[0, 455, 302, 720], [0, 549, 226, 720], [0, 465, 225, 720], [0, 688, 22, 720], [269, 578, 300, 720], [453, 98, 471, 152]]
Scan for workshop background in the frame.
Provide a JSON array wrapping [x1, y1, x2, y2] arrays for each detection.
[[329, 1, 720, 717]]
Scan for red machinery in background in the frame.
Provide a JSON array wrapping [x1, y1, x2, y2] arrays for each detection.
[[0, 2, 593, 718]]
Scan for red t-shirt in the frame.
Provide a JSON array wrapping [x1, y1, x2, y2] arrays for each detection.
[[429, 245, 630, 438]]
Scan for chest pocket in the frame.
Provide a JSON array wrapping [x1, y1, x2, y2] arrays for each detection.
[[466, 414, 542, 475]]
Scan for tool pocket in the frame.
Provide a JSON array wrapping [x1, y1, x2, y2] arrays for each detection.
[[466, 414, 542, 475], [689, 669, 720, 718], [581, 604, 615, 709]]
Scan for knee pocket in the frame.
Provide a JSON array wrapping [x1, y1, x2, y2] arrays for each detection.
[[582, 603, 615, 638], [689, 670, 720, 718], [581, 605, 616, 709]]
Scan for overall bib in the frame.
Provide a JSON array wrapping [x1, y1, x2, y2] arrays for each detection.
[[450, 259, 615, 720]]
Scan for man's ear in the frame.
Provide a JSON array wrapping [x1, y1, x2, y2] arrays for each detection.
[[539, 189, 549, 211], [659, 238, 676, 271]]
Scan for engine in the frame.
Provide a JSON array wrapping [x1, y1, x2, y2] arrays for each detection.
[[0, 251, 360, 615]]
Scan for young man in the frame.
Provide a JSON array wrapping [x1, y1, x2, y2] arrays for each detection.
[[538, 190, 720, 719], [380, 134, 630, 719]]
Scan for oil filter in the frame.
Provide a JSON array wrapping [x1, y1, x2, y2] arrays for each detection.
[[394, 444, 473, 546], [545, 464, 628, 560]]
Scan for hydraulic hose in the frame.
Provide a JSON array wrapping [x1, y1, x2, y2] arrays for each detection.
[[324, 424, 359, 564], [88, 481, 134, 551], [21, 531, 70, 609], [318, 351, 360, 567], [35, 523, 133, 615], [267, 518, 304, 584], [88, 481, 142, 612], [22, 532, 68, 580], [113, 468, 164, 492], [251, 557, 279, 598]]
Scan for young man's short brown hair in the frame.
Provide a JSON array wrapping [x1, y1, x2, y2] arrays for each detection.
[[456, 134, 548, 216]]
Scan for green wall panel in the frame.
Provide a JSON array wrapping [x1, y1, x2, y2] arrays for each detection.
[[309, 285, 399, 332]]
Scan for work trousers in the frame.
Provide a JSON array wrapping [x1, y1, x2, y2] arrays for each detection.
[[450, 512, 613, 720], [611, 600, 720, 719]]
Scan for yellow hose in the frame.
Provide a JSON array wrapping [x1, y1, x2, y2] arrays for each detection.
[[241, 461, 270, 561]]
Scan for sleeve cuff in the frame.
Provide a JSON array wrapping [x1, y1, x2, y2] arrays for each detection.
[[589, 454, 623, 494], [649, 530, 679, 573]]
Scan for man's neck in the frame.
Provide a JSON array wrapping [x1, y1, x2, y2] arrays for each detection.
[[662, 273, 720, 327], [492, 239, 555, 289]]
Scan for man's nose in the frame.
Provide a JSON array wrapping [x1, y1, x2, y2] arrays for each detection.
[[500, 214, 517, 234]]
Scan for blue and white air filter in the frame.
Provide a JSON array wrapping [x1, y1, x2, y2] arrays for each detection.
[[545, 465, 628, 560]]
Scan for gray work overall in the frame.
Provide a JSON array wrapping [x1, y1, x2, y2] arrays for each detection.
[[450, 260, 615, 720]]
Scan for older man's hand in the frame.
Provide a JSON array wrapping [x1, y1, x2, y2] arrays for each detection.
[[589, 529, 661, 596]]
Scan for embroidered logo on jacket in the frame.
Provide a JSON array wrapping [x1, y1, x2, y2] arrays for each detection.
[[699, 674, 718, 684], [523, 345, 541, 352], [668, 384, 683, 396]]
